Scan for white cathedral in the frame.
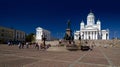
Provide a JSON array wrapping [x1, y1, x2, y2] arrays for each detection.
[[74, 11, 109, 40]]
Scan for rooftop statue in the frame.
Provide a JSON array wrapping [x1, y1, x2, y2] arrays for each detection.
[[67, 20, 70, 29]]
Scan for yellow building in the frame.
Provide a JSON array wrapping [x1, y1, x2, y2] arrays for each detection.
[[0, 26, 26, 44]]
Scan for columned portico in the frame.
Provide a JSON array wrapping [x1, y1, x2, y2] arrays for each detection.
[[74, 11, 109, 40]]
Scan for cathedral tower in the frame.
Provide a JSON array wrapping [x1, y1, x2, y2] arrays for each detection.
[[97, 19, 101, 30], [87, 11, 95, 26], [80, 21, 84, 30]]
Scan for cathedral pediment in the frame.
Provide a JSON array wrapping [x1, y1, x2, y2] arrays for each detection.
[[85, 25, 98, 30]]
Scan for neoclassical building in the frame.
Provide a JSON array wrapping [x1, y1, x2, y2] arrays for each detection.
[[0, 26, 26, 43], [36, 27, 51, 42], [74, 12, 109, 40]]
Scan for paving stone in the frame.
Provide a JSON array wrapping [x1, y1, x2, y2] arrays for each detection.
[[110, 58, 120, 66], [79, 57, 109, 65], [24, 60, 70, 67], [0, 58, 38, 67], [0, 44, 120, 67], [74, 63, 106, 67]]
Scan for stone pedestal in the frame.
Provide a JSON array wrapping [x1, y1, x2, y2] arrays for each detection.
[[66, 28, 71, 36]]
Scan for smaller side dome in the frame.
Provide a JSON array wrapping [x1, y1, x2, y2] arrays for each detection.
[[97, 19, 101, 24], [81, 21, 84, 25]]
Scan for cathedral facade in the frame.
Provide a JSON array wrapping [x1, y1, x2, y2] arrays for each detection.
[[74, 12, 109, 40]]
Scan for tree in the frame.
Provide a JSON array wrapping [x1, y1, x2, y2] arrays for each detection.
[[25, 33, 35, 42]]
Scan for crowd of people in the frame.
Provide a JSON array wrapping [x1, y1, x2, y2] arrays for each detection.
[[7, 40, 96, 51], [7, 41, 51, 50]]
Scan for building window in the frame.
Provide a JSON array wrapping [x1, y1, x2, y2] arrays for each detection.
[[1, 34, 4, 37], [17, 35, 18, 39]]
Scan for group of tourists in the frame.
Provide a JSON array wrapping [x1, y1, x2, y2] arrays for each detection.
[[7, 40, 95, 51], [17, 42, 51, 50], [18, 42, 26, 49], [7, 40, 51, 50], [82, 40, 95, 51]]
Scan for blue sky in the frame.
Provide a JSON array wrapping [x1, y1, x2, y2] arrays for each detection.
[[0, 0, 120, 39]]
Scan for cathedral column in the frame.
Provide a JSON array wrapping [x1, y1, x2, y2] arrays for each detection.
[[91, 32, 93, 40], [88, 31, 90, 40], [86, 31, 87, 40], [94, 31, 96, 40], [81, 32, 83, 39], [92, 31, 93, 40], [95, 31, 96, 40], [82, 32, 84, 40], [88, 32, 89, 39], [93, 31, 95, 40], [85, 31, 87, 40], [89, 32, 91, 40], [96, 31, 98, 40], [90, 32, 92, 40], [86, 31, 88, 39], [83, 31, 86, 40]]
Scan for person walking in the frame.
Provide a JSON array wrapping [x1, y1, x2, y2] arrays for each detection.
[[8, 41, 11, 46], [26, 42, 29, 48], [18, 42, 21, 49], [35, 43, 39, 50]]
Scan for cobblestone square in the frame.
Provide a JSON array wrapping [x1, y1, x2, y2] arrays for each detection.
[[0, 44, 120, 67]]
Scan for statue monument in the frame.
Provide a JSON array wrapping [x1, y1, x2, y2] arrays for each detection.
[[64, 20, 78, 50], [64, 20, 74, 41]]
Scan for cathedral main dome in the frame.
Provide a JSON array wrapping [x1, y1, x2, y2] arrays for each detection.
[[87, 12, 94, 17]]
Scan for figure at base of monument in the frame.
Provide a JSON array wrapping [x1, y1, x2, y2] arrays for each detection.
[[63, 20, 78, 51]]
